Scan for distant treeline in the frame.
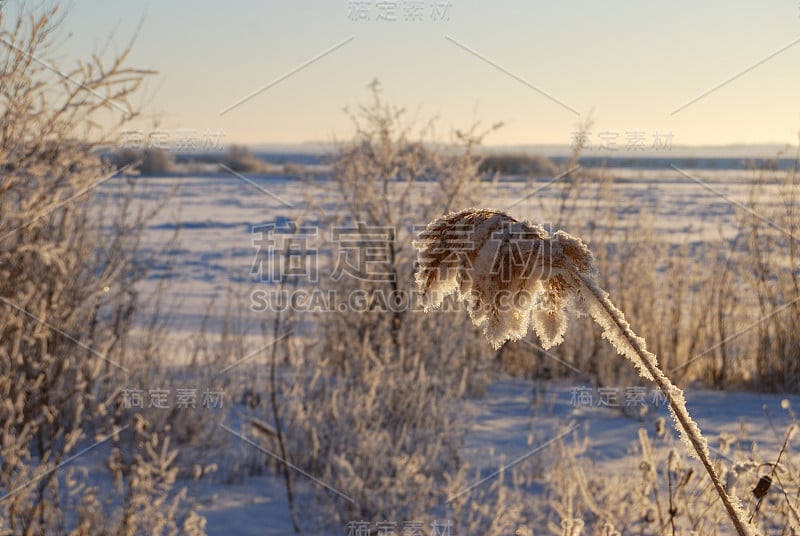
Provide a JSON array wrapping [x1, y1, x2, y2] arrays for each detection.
[[104, 145, 799, 176]]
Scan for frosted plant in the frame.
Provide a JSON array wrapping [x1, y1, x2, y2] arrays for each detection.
[[560, 518, 584, 536], [414, 209, 595, 350], [414, 208, 756, 536]]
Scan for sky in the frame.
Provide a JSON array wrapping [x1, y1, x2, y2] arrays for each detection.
[[4, 1, 800, 149]]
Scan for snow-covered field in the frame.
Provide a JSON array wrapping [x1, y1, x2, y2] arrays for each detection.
[[120, 166, 789, 332], [195, 379, 797, 535], [93, 164, 798, 534]]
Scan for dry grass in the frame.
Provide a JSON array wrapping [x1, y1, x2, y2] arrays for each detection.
[[0, 6, 206, 533]]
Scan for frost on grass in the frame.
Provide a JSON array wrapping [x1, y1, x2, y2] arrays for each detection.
[[414, 208, 757, 536], [413, 208, 594, 349], [413, 207, 658, 374], [413, 209, 700, 457]]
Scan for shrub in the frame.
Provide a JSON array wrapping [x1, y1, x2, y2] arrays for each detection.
[[111, 147, 176, 174], [247, 80, 513, 531], [0, 6, 202, 533], [222, 144, 264, 173], [479, 153, 558, 177]]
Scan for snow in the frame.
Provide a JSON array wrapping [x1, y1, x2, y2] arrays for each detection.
[[108, 168, 793, 340], [81, 164, 799, 534], [191, 378, 798, 534]]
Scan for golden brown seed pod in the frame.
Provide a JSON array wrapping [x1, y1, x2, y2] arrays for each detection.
[[413, 208, 595, 349]]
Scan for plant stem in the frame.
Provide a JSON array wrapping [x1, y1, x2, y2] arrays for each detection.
[[270, 307, 300, 533], [572, 267, 753, 536]]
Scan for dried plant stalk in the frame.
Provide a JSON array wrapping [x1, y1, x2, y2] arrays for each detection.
[[414, 208, 755, 536]]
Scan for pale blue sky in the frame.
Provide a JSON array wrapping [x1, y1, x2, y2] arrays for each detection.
[[6, 1, 800, 147]]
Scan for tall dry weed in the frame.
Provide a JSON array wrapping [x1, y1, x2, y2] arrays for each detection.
[[415, 208, 756, 535]]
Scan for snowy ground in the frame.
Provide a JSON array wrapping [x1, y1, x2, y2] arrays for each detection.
[[90, 163, 798, 534], [108, 165, 790, 335], [194, 379, 798, 535]]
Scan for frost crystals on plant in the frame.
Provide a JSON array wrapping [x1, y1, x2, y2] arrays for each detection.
[[413, 208, 594, 350], [414, 208, 757, 536]]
